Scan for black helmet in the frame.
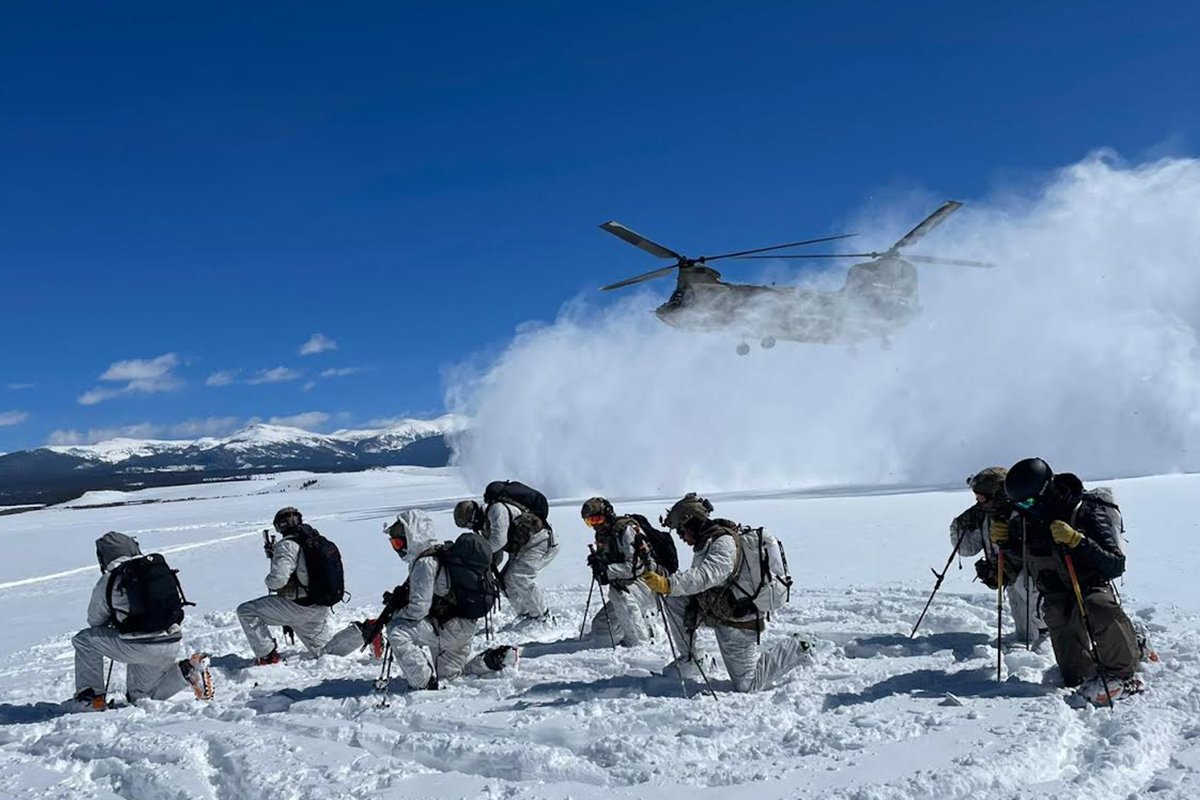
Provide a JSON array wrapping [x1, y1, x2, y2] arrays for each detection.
[[580, 497, 614, 522], [1004, 458, 1054, 511], [454, 500, 483, 530], [663, 492, 713, 530], [273, 506, 302, 532]]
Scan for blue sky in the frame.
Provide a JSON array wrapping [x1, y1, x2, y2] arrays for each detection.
[[2, 1, 1197, 451]]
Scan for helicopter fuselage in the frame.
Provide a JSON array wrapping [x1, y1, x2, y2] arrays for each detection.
[[653, 259, 921, 344]]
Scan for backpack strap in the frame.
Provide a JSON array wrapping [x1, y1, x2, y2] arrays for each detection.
[[104, 569, 120, 623]]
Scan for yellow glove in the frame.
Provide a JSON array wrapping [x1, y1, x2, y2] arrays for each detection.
[[641, 571, 671, 595], [989, 518, 1009, 545], [1050, 520, 1083, 548]]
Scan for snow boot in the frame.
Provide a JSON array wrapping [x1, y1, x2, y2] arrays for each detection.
[[1076, 674, 1144, 706], [71, 688, 108, 712], [483, 645, 520, 673], [180, 653, 214, 701], [254, 648, 283, 666], [660, 654, 717, 681]]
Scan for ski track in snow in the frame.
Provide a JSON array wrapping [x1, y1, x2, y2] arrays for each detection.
[[1, 471, 1199, 799]]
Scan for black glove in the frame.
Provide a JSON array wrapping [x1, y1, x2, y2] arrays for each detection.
[[590, 559, 609, 586], [382, 583, 409, 609], [974, 558, 1000, 590], [263, 541, 275, 559]]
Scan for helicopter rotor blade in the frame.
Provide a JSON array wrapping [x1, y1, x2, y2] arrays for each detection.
[[892, 200, 963, 250], [734, 252, 882, 260], [601, 265, 680, 291], [906, 254, 995, 268], [704, 233, 859, 261], [599, 221, 683, 260]]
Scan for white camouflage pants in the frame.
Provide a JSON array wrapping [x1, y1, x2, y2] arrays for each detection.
[[237, 595, 332, 658], [590, 580, 655, 646], [323, 622, 369, 657], [72, 626, 187, 701], [1007, 568, 1045, 644], [662, 595, 812, 693], [503, 538, 560, 618], [386, 616, 494, 689]]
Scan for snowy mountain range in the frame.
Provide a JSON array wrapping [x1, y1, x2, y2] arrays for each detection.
[[0, 415, 462, 506]]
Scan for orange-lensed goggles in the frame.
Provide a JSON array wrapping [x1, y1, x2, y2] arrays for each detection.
[[388, 535, 408, 552], [583, 514, 606, 528]]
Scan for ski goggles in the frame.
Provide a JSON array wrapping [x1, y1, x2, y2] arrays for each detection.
[[1014, 496, 1038, 511], [388, 534, 408, 553], [583, 514, 606, 528]]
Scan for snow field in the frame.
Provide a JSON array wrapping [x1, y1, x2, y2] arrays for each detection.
[[1, 468, 1199, 798]]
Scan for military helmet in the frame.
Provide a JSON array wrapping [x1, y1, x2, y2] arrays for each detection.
[[580, 497, 614, 520], [663, 492, 713, 530], [967, 467, 1008, 500], [273, 506, 302, 532], [1005, 457, 1054, 509], [454, 499, 483, 529]]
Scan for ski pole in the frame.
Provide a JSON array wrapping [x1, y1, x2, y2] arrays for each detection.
[[374, 641, 393, 709], [1023, 530, 1032, 651], [103, 659, 114, 704], [996, 549, 1004, 683], [655, 594, 689, 699], [910, 525, 971, 638], [580, 575, 596, 641], [658, 594, 718, 700], [1063, 551, 1116, 711], [597, 583, 618, 651]]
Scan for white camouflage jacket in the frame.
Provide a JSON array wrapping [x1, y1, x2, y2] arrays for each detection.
[[265, 537, 310, 601], [668, 533, 738, 597], [393, 509, 452, 623]]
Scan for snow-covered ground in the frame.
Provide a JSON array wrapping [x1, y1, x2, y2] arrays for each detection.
[[1, 467, 1198, 799]]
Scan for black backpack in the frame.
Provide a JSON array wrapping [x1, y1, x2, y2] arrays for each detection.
[[106, 554, 193, 634], [484, 480, 550, 526], [428, 532, 498, 621], [288, 525, 346, 607], [624, 513, 679, 574]]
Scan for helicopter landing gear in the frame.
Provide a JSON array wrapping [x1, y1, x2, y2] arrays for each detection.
[[736, 343, 751, 356], [760, 337, 776, 350]]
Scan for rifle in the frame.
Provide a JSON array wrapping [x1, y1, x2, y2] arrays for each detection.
[[262, 528, 276, 558], [358, 582, 410, 651]]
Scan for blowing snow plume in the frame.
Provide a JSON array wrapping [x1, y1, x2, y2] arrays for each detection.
[[450, 154, 1200, 497]]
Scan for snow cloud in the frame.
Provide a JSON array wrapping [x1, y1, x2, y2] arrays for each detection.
[[299, 333, 338, 355], [206, 370, 239, 387], [449, 153, 1200, 496], [246, 366, 302, 385], [266, 411, 330, 429], [79, 353, 182, 405], [0, 411, 29, 427]]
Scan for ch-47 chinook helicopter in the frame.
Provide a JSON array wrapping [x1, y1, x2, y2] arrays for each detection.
[[599, 201, 991, 354]]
